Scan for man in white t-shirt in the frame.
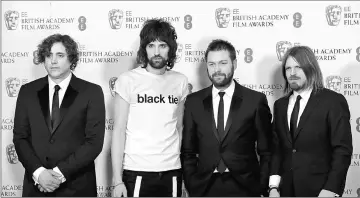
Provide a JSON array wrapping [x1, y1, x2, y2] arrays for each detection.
[[111, 19, 189, 197]]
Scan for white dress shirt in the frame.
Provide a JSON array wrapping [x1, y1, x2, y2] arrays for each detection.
[[212, 80, 235, 173], [269, 88, 312, 187], [32, 73, 72, 185]]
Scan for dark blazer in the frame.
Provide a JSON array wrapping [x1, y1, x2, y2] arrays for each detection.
[[270, 88, 353, 197], [13, 75, 105, 197], [181, 80, 272, 196]]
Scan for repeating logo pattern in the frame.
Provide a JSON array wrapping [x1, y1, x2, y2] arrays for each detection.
[[109, 77, 118, 97], [215, 8, 230, 28], [326, 5, 342, 26], [6, 144, 19, 164], [4, 10, 19, 30], [109, 9, 123, 29]]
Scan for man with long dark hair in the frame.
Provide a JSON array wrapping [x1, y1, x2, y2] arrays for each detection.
[[13, 34, 105, 196], [269, 46, 352, 197], [111, 19, 188, 197]]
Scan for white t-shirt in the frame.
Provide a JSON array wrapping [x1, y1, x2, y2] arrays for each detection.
[[115, 66, 189, 172]]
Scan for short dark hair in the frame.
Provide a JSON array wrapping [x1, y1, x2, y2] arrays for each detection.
[[136, 19, 178, 69], [205, 39, 236, 62], [37, 34, 79, 70], [281, 46, 324, 93]]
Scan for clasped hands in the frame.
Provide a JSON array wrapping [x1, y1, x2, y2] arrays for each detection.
[[37, 169, 62, 193]]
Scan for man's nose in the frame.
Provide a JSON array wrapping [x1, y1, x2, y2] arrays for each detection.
[[51, 56, 58, 64], [290, 68, 297, 75], [154, 47, 160, 55]]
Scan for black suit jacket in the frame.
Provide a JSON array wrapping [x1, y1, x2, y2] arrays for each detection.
[[270, 88, 353, 196], [181, 81, 272, 196], [13, 75, 105, 197]]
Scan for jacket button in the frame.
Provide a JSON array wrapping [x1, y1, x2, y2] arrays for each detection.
[[45, 157, 49, 161], [50, 139, 55, 144], [292, 149, 297, 153]]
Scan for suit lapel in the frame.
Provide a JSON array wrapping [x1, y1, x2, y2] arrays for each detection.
[[51, 75, 79, 134], [221, 81, 243, 146], [202, 87, 220, 143], [37, 79, 52, 133], [223, 93, 242, 142], [294, 90, 321, 141], [280, 95, 292, 144]]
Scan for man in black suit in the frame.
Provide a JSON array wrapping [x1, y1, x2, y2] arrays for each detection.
[[13, 34, 105, 197], [269, 46, 353, 197], [181, 39, 272, 197]]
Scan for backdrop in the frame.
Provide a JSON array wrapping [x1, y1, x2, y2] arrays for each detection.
[[2, 1, 360, 197]]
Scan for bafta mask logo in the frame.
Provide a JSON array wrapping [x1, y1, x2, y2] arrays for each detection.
[[215, 8, 230, 28], [326, 75, 342, 93], [109, 9, 124, 29], [5, 77, 21, 97], [6, 144, 19, 164], [276, 41, 292, 61], [33, 50, 40, 65], [188, 83, 193, 94], [326, 5, 342, 26], [176, 43, 183, 63], [109, 77, 118, 97], [4, 10, 19, 30]]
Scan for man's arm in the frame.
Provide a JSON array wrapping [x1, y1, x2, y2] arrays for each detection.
[[180, 97, 198, 193], [56, 85, 106, 180], [255, 94, 273, 196], [322, 94, 353, 195], [111, 93, 129, 197], [13, 85, 43, 175], [269, 100, 282, 186]]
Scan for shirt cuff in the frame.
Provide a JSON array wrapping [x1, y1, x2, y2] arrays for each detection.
[[269, 175, 281, 187], [33, 167, 46, 185], [53, 166, 66, 183]]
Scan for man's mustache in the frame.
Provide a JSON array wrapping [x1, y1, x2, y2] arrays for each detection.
[[289, 76, 300, 80]]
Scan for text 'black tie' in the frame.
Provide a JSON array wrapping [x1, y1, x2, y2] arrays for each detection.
[[290, 95, 301, 140], [51, 85, 61, 131]]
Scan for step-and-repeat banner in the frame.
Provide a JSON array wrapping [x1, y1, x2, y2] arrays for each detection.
[[2, 1, 360, 197]]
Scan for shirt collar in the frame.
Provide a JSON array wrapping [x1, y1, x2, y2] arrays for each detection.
[[212, 80, 235, 99], [48, 72, 72, 91], [292, 87, 312, 102]]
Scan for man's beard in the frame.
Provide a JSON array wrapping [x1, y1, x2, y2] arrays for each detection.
[[208, 67, 234, 89], [148, 55, 168, 69], [288, 76, 306, 91]]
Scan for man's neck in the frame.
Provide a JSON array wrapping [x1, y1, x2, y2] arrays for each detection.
[[145, 65, 166, 75]]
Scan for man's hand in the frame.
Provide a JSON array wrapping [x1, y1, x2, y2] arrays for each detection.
[[113, 183, 127, 197], [37, 185, 47, 193], [38, 169, 62, 192], [269, 188, 280, 197], [318, 189, 338, 197]]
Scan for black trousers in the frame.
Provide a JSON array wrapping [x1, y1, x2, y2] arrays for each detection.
[[203, 172, 258, 197], [122, 169, 182, 197]]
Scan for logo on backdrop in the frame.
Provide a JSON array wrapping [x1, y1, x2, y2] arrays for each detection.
[[109, 9, 123, 29], [108, 9, 181, 29], [4, 10, 19, 30], [215, 8, 231, 28], [6, 144, 19, 164], [175, 43, 183, 63], [276, 41, 293, 61], [188, 83, 193, 94], [326, 75, 342, 93], [109, 77, 118, 97], [325, 5, 359, 26], [326, 5, 342, 26], [325, 75, 360, 96], [5, 77, 21, 97]]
